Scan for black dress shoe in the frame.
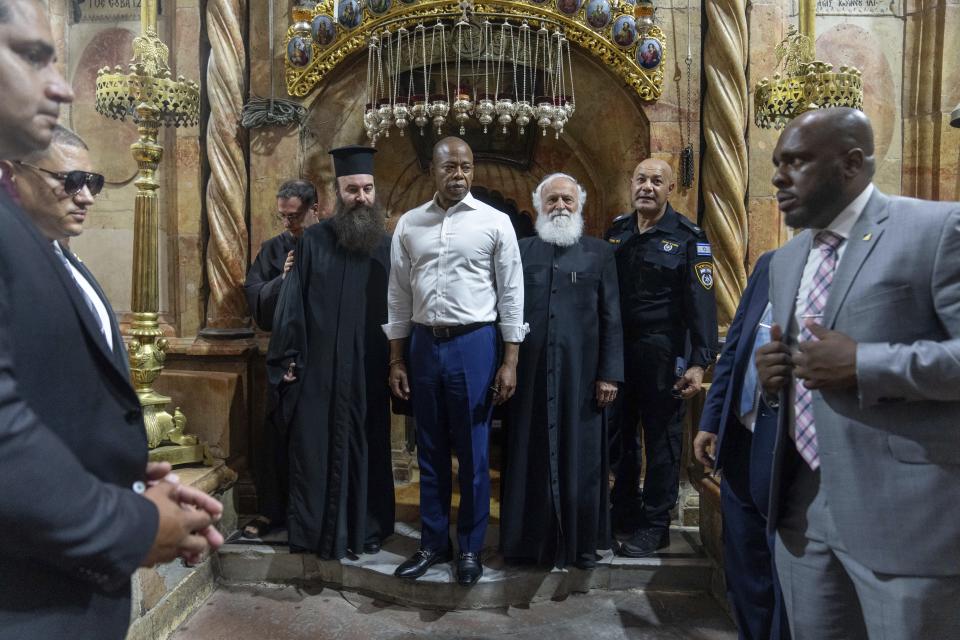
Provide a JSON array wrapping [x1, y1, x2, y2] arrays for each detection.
[[456, 552, 483, 586], [362, 540, 381, 554], [617, 527, 670, 558], [394, 548, 452, 579]]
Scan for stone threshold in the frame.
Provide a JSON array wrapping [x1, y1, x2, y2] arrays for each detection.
[[216, 522, 711, 611]]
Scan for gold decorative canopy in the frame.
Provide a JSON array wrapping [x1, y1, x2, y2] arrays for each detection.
[[285, 0, 666, 104], [753, 25, 863, 129]]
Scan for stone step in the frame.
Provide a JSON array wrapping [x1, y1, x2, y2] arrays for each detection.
[[216, 523, 712, 610]]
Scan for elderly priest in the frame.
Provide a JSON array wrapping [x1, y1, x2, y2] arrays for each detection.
[[501, 173, 624, 569]]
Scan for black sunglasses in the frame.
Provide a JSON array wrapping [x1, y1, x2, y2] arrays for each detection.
[[17, 162, 105, 196]]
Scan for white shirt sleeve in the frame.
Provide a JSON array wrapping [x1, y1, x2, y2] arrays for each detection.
[[493, 219, 528, 343], [383, 215, 414, 340]]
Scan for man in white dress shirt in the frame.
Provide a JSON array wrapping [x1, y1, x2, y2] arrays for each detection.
[[385, 137, 527, 586]]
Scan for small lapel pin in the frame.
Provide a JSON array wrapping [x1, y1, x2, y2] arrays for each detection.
[[862, 233, 872, 241]]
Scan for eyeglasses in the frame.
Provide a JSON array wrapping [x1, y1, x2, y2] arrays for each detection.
[[276, 212, 307, 223], [16, 162, 105, 196]]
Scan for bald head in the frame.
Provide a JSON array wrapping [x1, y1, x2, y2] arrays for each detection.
[[631, 158, 676, 219], [772, 107, 875, 229], [431, 136, 474, 208]]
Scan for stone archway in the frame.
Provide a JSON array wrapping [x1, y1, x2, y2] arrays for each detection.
[[300, 48, 650, 236]]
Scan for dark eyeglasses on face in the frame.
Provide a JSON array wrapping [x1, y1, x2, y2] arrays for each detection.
[[276, 211, 306, 222], [16, 162, 105, 196]]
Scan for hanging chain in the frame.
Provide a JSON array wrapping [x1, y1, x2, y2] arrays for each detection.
[[679, 0, 695, 188]]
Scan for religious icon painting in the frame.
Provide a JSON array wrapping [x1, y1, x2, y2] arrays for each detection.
[[637, 38, 662, 70], [586, 0, 612, 29], [556, 0, 583, 15], [611, 15, 637, 48], [311, 15, 337, 47], [287, 36, 312, 67], [368, 0, 392, 15], [337, 0, 362, 29]]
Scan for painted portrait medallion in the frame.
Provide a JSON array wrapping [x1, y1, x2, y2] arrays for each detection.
[[611, 15, 637, 48], [637, 37, 662, 69], [337, 0, 362, 29], [586, 0, 612, 29], [287, 36, 312, 67], [311, 15, 336, 47]]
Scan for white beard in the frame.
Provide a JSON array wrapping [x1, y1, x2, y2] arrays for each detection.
[[535, 209, 584, 247]]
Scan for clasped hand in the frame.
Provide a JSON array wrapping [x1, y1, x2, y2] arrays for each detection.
[[142, 462, 224, 567], [755, 321, 858, 394]]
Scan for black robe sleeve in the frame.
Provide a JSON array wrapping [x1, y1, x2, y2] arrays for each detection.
[[596, 243, 625, 383], [245, 237, 290, 331], [265, 235, 311, 414]]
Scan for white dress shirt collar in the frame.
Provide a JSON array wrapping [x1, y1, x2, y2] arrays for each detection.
[[820, 183, 874, 241], [428, 191, 480, 215]]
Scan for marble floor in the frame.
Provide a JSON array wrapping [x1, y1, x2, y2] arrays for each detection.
[[170, 584, 737, 640]]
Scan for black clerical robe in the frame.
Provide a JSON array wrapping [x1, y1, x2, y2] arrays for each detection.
[[245, 231, 297, 331], [245, 232, 298, 523], [501, 235, 624, 567], [267, 220, 395, 558]]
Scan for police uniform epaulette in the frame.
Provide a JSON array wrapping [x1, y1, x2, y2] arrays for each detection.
[[612, 213, 631, 224], [676, 214, 705, 236]]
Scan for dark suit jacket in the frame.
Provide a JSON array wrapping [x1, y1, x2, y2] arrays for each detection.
[[0, 192, 158, 640], [698, 251, 772, 470]]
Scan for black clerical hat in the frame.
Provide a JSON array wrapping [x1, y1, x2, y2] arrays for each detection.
[[329, 145, 377, 178]]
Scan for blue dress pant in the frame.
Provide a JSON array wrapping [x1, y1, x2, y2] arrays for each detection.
[[409, 324, 498, 554], [721, 405, 790, 640]]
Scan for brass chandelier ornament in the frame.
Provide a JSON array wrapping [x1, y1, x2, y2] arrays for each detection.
[[285, 0, 667, 109], [753, 4, 863, 129], [361, 5, 576, 144], [95, 0, 210, 466]]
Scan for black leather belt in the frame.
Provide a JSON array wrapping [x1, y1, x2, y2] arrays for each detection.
[[419, 322, 493, 339]]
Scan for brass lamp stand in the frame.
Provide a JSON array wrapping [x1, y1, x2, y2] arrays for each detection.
[[95, 0, 210, 466]]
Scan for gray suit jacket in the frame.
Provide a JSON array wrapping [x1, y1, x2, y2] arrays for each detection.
[[767, 189, 960, 576]]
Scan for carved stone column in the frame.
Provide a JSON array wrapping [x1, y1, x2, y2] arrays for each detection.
[[202, 0, 252, 337], [700, 0, 749, 327]]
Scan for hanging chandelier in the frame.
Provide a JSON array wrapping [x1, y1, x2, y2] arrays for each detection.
[[362, 1, 575, 144], [754, 16, 863, 129]]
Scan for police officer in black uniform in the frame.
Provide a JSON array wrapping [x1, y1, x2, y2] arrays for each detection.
[[605, 158, 718, 557]]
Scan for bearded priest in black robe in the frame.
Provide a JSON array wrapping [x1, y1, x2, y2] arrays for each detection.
[[267, 146, 395, 559], [242, 179, 319, 538], [501, 173, 624, 569]]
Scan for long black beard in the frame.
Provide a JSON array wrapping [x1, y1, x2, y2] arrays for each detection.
[[330, 200, 386, 255]]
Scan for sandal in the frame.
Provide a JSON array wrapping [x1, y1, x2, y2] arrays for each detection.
[[241, 515, 272, 539]]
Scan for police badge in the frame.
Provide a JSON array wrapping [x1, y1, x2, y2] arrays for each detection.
[[695, 262, 714, 290]]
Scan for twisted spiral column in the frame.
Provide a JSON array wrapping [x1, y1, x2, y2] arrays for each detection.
[[203, 0, 251, 334], [700, 0, 749, 328]]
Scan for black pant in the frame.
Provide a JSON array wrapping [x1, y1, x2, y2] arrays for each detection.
[[610, 332, 685, 530]]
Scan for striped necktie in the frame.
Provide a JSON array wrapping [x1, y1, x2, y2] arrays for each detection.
[[794, 230, 844, 470]]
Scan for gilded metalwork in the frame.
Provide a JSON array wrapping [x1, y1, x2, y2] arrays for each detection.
[[95, 0, 208, 464], [754, 23, 864, 129], [285, 0, 665, 102]]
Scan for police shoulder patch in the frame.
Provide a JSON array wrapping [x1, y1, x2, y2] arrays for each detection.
[[695, 262, 714, 290], [696, 242, 712, 257]]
